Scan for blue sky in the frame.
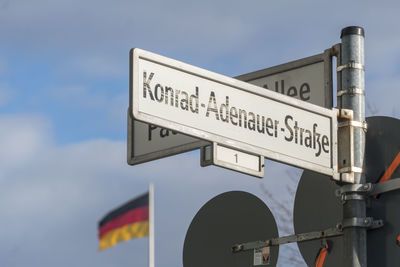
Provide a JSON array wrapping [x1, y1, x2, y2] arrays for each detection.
[[1, 1, 400, 266]]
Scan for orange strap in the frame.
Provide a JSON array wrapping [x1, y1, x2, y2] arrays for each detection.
[[397, 235, 400, 245], [378, 152, 400, 183], [374, 152, 400, 198], [315, 245, 328, 267]]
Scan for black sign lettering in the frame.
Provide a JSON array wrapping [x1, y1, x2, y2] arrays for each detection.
[[141, 71, 331, 158]]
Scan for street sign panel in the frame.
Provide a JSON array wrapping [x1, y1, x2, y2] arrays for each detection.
[[127, 112, 208, 165], [236, 50, 333, 108], [128, 49, 333, 166], [200, 143, 264, 178], [131, 48, 338, 178]]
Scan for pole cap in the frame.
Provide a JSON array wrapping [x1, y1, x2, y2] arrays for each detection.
[[341, 26, 365, 38]]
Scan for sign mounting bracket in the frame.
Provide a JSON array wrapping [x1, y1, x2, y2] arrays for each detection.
[[337, 109, 367, 183], [231, 219, 383, 253]]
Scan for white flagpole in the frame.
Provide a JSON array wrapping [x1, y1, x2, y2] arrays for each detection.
[[149, 183, 155, 267]]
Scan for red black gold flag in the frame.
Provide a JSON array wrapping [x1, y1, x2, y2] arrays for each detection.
[[98, 192, 149, 250]]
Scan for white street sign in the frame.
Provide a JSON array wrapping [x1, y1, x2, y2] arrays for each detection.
[[131, 48, 338, 178], [128, 49, 333, 166]]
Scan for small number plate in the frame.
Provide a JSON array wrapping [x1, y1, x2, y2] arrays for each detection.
[[201, 143, 264, 178]]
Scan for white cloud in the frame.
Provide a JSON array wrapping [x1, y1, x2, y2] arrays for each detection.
[[0, 113, 304, 266], [0, 114, 51, 171], [49, 84, 127, 128]]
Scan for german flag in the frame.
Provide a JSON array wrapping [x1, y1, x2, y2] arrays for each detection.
[[98, 192, 149, 250]]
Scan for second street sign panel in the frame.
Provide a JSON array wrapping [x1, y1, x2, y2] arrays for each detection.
[[236, 50, 333, 108], [127, 115, 208, 165], [131, 48, 338, 178]]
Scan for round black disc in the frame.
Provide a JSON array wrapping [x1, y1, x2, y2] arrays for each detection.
[[294, 116, 400, 266], [183, 191, 279, 267]]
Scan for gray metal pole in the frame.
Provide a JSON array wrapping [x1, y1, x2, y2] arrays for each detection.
[[339, 26, 367, 267]]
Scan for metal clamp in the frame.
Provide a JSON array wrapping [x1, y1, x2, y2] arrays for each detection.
[[336, 183, 371, 203], [337, 87, 365, 97], [340, 193, 367, 202], [336, 179, 400, 199], [336, 183, 372, 195], [338, 166, 364, 174], [337, 61, 364, 72], [338, 120, 368, 130], [338, 217, 383, 230]]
